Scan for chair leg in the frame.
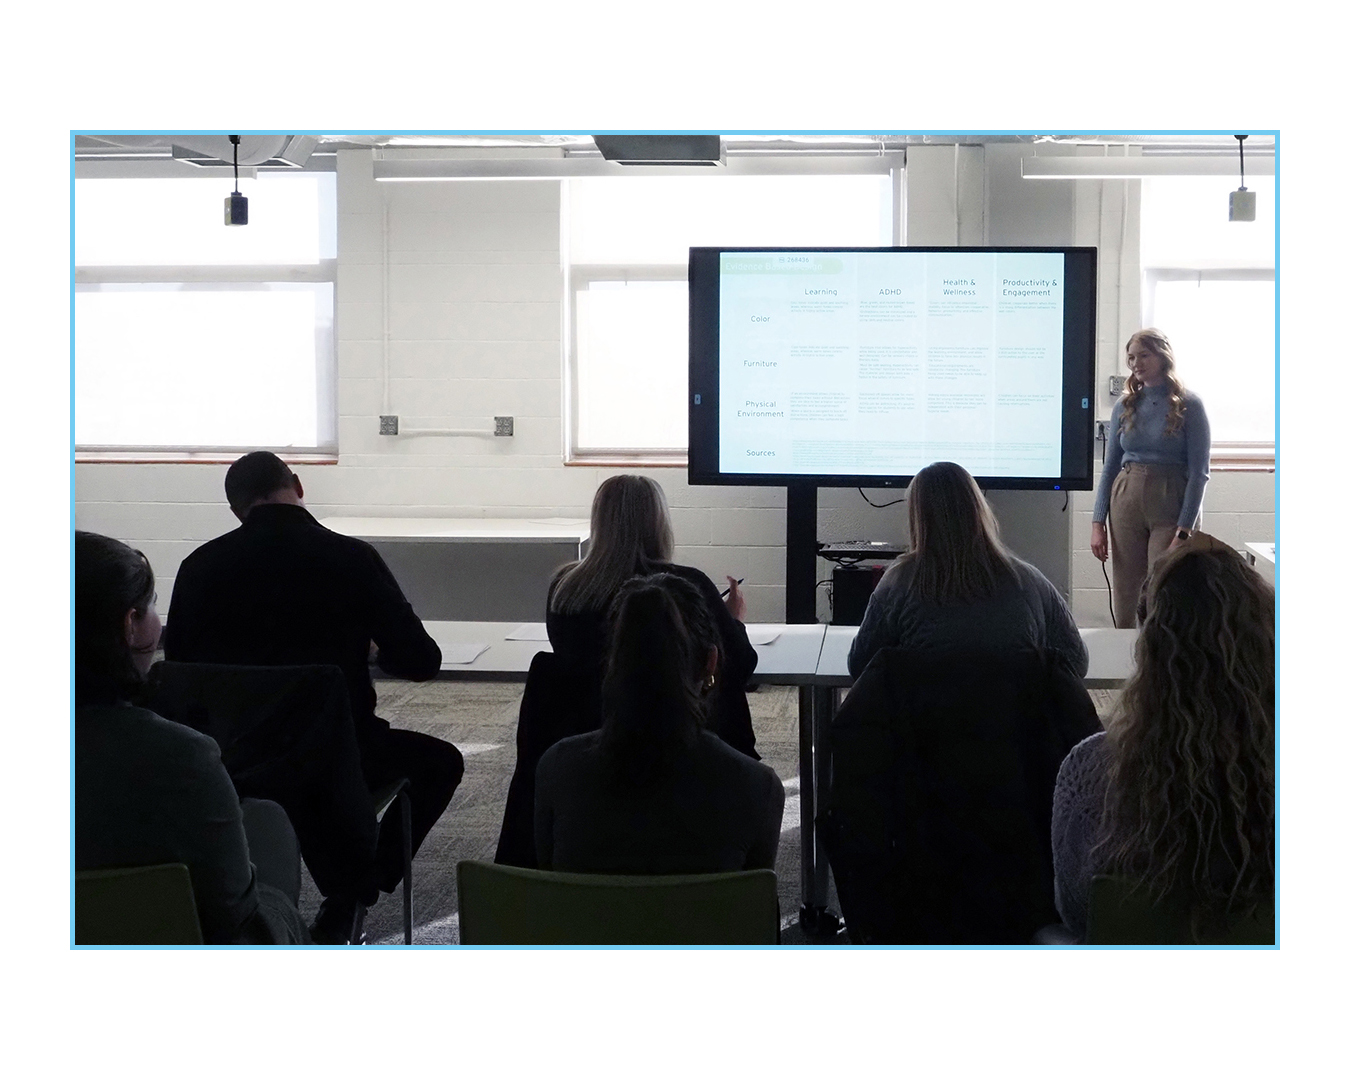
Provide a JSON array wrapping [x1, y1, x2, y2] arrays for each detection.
[[400, 789, 413, 945]]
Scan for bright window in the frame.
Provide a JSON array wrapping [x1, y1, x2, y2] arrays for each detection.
[[1150, 276, 1274, 445], [74, 172, 337, 457], [565, 173, 894, 461], [1140, 176, 1276, 456]]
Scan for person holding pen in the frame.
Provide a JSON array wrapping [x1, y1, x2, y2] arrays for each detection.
[[496, 475, 759, 867], [548, 475, 759, 757], [1090, 329, 1212, 628]]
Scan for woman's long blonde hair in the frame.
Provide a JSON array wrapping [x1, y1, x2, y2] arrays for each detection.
[[904, 461, 1015, 602], [549, 475, 675, 614], [1121, 328, 1188, 436], [1097, 535, 1276, 930]]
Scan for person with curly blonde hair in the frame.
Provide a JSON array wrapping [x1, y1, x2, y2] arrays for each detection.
[[1051, 533, 1275, 941], [1090, 329, 1212, 627]]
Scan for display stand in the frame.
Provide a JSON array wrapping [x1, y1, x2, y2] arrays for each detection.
[[784, 483, 845, 940]]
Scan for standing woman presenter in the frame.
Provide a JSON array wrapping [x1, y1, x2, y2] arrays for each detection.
[[1091, 329, 1211, 627]]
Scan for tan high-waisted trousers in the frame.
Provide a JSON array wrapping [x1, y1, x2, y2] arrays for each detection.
[[1107, 462, 1191, 628]]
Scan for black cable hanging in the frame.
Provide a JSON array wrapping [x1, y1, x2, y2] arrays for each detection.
[[1229, 134, 1255, 222], [224, 134, 248, 226], [858, 487, 905, 508]]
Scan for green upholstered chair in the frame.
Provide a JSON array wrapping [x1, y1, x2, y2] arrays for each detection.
[[75, 863, 204, 946], [456, 860, 779, 945], [1086, 874, 1275, 945]]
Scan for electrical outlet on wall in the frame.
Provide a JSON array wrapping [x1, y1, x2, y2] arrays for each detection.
[[1108, 376, 1126, 396], [494, 416, 514, 437], [379, 415, 399, 435]]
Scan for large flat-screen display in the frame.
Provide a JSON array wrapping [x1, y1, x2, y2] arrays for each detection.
[[688, 247, 1098, 489]]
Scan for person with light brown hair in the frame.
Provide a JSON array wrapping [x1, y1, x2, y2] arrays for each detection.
[[848, 461, 1087, 678], [1051, 533, 1275, 941], [1090, 328, 1212, 627], [547, 474, 758, 756]]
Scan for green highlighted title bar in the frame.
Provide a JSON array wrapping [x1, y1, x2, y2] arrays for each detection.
[[721, 256, 845, 275]]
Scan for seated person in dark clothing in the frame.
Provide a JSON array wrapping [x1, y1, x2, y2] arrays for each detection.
[[548, 474, 759, 757], [1052, 533, 1275, 942], [75, 531, 308, 945], [535, 573, 785, 874], [164, 451, 463, 943], [849, 461, 1088, 680]]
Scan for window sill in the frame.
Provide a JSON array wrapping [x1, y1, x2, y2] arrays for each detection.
[[565, 451, 688, 468], [1210, 444, 1276, 472], [75, 449, 338, 465]]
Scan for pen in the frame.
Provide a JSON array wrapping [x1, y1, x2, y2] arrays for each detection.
[[720, 577, 745, 598]]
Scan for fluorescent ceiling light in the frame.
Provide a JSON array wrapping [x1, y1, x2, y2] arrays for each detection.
[[373, 155, 900, 181], [1022, 156, 1275, 179]]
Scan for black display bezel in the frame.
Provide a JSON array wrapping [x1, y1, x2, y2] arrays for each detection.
[[687, 246, 1098, 490]]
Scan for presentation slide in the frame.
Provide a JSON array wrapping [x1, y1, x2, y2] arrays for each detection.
[[717, 250, 1066, 478]]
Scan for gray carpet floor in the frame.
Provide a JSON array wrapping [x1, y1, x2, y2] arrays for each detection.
[[299, 681, 1119, 946]]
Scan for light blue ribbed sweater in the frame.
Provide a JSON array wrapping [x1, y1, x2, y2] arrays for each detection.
[[1092, 385, 1211, 529]]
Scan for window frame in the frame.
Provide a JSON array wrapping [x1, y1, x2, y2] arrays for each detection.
[[561, 166, 901, 467], [1142, 267, 1276, 469], [74, 172, 338, 464]]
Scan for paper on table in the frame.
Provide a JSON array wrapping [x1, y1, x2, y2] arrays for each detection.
[[748, 630, 781, 646], [504, 624, 550, 641], [442, 643, 490, 664]]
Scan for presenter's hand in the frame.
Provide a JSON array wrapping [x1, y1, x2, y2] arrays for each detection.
[[1090, 522, 1109, 562], [724, 576, 747, 622]]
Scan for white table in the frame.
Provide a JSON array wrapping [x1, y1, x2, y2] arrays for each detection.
[[1078, 627, 1139, 688], [420, 621, 826, 684], [1245, 542, 1276, 567], [321, 517, 589, 622]]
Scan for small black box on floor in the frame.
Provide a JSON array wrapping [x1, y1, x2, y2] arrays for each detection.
[[831, 565, 887, 625]]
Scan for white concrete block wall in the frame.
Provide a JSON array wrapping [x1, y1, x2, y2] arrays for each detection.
[[74, 146, 1278, 627]]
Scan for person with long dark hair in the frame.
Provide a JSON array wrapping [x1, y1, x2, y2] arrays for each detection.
[[548, 474, 759, 756], [534, 574, 784, 874], [848, 461, 1087, 678], [1051, 534, 1275, 940], [75, 530, 308, 945], [1090, 328, 1212, 627]]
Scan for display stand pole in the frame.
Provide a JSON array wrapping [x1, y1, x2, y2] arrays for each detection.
[[784, 482, 843, 939], [785, 482, 817, 624]]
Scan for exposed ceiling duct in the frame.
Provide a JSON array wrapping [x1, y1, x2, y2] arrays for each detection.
[[592, 134, 724, 166]]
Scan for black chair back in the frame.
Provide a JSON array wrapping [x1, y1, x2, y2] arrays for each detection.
[[823, 646, 1101, 944], [143, 661, 380, 901], [494, 650, 603, 868]]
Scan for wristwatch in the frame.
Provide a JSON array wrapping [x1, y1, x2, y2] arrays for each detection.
[[1175, 528, 1191, 541]]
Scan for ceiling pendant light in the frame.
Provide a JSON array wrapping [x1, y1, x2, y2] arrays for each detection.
[[1229, 134, 1256, 222], [224, 134, 249, 226]]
